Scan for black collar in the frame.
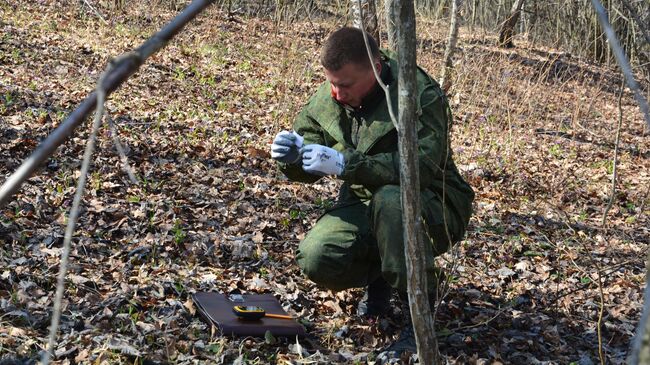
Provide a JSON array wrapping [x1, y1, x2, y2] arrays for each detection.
[[354, 61, 392, 114]]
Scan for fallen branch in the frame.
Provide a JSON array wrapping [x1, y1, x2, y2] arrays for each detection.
[[601, 79, 625, 226]]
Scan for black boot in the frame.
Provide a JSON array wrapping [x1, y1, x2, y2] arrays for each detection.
[[384, 293, 417, 354], [357, 276, 392, 317]]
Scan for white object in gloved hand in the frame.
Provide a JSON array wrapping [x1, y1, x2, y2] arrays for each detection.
[[301, 144, 345, 176], [271, 130, 304, 163]]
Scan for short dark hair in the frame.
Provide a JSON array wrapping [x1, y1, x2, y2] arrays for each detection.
[[320, 27, 380, 71]]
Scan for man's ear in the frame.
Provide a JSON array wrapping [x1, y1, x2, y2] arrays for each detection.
[[374, 60, 382, 73]]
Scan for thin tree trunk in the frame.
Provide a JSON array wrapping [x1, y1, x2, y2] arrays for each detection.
[[440, 0, 462, 91], [620, 0, 650, 46], [395, 0, 440, 363], [630, 250, 650, 364], [384, 0, 397, 50], [351, 0, 380, 46], [590, 0, 649, 130], [498, 0, 526, 47]]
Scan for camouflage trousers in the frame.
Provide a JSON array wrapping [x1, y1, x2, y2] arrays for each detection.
[[296, 185, 465, 293]]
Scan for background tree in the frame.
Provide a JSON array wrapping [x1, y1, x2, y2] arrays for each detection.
[[384, 0, 398, 50], [351, 0, 379, 46], [498, 0, 526, 47], [440, 0, 463, 91]]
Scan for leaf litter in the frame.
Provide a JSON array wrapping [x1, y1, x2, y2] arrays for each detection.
[[1, 1, 649, 364]]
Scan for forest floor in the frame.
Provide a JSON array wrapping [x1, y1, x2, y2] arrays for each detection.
[[1, 1, 649, 364]]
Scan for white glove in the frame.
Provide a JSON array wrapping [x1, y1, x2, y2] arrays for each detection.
[[271, 130, 304, 164], [301, 144, 345, 176]]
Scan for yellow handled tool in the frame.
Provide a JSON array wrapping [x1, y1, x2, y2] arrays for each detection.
[[232, 306, 293, 320]]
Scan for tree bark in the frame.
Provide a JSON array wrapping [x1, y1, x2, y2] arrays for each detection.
[[384, 0, 398, 50], [498, 0, 526, 47], [620, 0, 650, 46], [395, 0, 441, 363], [629, 251, 650, 364], [440, 0, 462, 92], [351, 0, 380, 46]]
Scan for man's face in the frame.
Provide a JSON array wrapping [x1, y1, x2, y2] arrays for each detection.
[[324, 61, 380, 108]]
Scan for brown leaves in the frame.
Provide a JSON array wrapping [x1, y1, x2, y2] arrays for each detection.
[[1, 2, 648, 364]]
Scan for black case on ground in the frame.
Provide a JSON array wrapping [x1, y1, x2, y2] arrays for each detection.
[[192, 292, 306, 337]]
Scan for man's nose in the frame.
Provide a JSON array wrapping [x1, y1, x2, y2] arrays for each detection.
[[331, 86, 346, 103]]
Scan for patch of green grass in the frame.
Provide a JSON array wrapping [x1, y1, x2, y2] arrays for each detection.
[[280, 217, 290, 228], [11, 49, 21, 63], [172, 219, 186, 245], [174, 67, 187, 81], [259, 267, 269, 277], [207, 341, 225, 355], [174, 280, 186, 295], [2, 91, 14, 107], [199, 75, 217, 87], [289, 209, 304, 220], [314, 197, 334, 210], [91, 171, 102, 191], [198, 43, 228, 67], [577, 211, 588, 222], [237, 60, 252, 72], [549, 144, 563, 158], [55, 110, 66, 122]]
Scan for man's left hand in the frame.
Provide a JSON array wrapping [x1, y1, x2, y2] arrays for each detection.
[[301, 144, 345, 176]]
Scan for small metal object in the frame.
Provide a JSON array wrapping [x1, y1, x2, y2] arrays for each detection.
[[228, 294, 245, 303]]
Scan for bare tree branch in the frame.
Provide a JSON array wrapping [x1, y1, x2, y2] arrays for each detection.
[[0, 0, 216, 208], [620, 0, 650, 45], [590, 0, 650, 131]]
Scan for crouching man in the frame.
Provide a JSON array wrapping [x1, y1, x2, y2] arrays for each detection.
[[270, 27, 474, 356]]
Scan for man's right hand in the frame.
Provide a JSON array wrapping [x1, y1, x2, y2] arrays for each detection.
[[270, 130, 304, 164]]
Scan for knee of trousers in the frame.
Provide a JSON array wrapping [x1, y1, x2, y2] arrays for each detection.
[[369, 185, 403, 225], [296, 239, 352, 291]]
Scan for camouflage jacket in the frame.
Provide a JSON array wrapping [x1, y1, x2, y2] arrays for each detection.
[[278, 53, 474, 229]]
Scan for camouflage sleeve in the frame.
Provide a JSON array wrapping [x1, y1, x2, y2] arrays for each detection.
[[276, 107, 324, 184], [339, 85, 450, 188]]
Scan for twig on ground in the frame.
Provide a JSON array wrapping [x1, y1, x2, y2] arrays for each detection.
[[107, 118, 139, 184], [82, 0, 109, 25], [602, 79, 625, 226], [41, 60, 112, 365], [547, 259, 634, 307], [578, 238, 607, 365], [42, 50, 148, 365]]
